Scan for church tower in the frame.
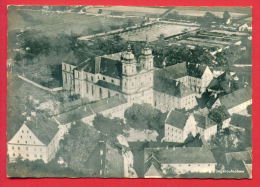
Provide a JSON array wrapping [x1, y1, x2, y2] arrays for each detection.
[[121, 44, 138, 95], [139, 40, 154, 71], [121, 42, 154, 105]]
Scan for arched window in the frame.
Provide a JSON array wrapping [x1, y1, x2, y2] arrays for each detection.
[[108, 90, 111, 98]]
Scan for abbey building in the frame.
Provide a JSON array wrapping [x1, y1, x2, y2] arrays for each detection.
[[62, 43, 214, 112]]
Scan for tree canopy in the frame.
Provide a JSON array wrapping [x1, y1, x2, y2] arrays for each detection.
[[124, 104, 166, 133], [93, 114, 126, 138], [58, 121, 100, 174]]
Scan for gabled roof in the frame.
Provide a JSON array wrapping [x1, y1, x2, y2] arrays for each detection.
[[230, 114, 251, 129], [25, 115, 59, 145], [154, 72, 193, 98], [225, 150, 252, 165], [207, 71, 234, 93], [55, 105, 94, 124], [55, 95, 127, 124], [144, 147, 216, 164], [161, 62, 188, 80], [194, 113, 216, 129], [165, 110, 189, 129], [187, 63, 208, 78], [219, 87, 252, 110], [144, 154, 163, 177]]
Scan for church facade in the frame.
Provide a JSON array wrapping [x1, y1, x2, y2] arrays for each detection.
[[62, 44, 213, 112], [62, 44, 154, 106]]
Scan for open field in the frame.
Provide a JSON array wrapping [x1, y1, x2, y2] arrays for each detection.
[[119, 22, 198, 42], [8, 6, 143, 35]]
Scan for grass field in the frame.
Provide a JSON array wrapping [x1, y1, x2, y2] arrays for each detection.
[[8, 6, 142, 35]]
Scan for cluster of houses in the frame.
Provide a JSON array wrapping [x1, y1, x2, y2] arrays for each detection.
[[8, 21, 252, 177]]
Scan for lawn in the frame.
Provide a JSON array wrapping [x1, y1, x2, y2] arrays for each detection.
[[8, 6, 143, 36]]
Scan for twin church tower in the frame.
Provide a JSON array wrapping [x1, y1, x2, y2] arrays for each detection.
[[62, 42, 154, 105]]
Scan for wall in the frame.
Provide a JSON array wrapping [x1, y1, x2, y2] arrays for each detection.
[[161, 163, 216, 174]]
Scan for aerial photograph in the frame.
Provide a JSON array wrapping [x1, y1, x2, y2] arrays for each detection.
[[7, 6, 252, 178]]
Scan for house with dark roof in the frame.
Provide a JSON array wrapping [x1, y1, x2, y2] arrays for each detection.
[[144, 154, 163, 178], [144, 147, 216, 176], [164, 109, 197, 143], [158, 62, 214, 94], [216, 87, 252, 115], [7, 114, 63, 163], [54, 95, 128, 127], [225, 148, 252, 178], [207, 71, 238, 95], [153, 71, 197, 112], [208, 106, 231, 129], [194, 113, 217, 141]]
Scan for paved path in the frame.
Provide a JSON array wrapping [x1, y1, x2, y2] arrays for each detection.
[[18, 75, 63, 92]]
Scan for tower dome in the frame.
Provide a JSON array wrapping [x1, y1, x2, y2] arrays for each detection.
[[122, 44, 135, 61]]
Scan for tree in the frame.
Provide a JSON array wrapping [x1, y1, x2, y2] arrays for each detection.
[[223, 11, 231, 24], [7, 157, 82, 177], [124, 104, 165, 133], [200, 12, 220, 28], [165, 167, 177, 177], [58, 122, 101, 174], [93, 114, 126, 138], [191, 46, 214, 65]]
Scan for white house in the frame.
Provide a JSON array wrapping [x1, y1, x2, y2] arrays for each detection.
[[144, 147, 216, 177], [7, 115, 63, 163], [218, 87, 252, 115], [194, 113, 217, 141], [164, 109, 197, 143]]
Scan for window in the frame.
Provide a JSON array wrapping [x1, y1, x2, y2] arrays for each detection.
[[20, 136, 22, 139], [111, 79, 114, 83], [86, 84, 88, 93], [18, 147, 20, 150], [25, 141, 27, 144], [26, 154, 29, 157], [99, 88, 102, 97], [34, 154, 37, 158], [13, 153, 15, 156], [26, 147, 28, 151], [40, 155, 42, 158], [22, 130, 24, 133], [108, 90, 111, 98], [103, 77, 106, 81], [29, 136, 31, 139], [17, 140, 19, 143], [27, 130, 29, 134], [91, 85, 94, 96], [91, 76, 94, 81]]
